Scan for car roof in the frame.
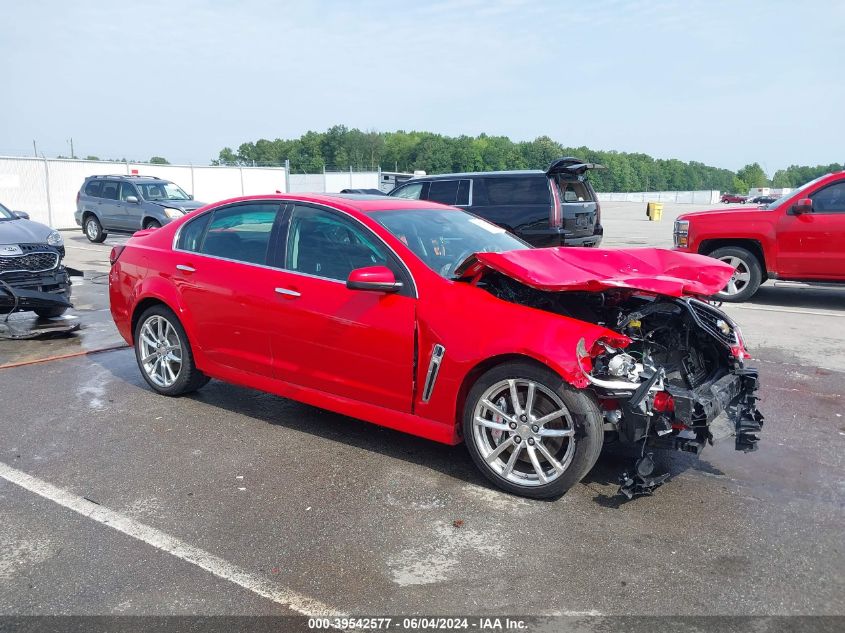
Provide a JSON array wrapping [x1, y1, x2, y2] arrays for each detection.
[[407, 169, 547, 180], [86, 174, 165, 182], [206, 192, 458, 214]]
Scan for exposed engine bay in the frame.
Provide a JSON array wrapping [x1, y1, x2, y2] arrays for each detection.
[[479, 271, 764, 497]]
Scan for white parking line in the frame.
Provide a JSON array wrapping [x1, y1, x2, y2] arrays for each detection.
[[0, 461, 342, 617]]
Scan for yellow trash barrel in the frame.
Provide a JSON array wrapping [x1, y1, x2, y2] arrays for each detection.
[[647, 201, 663, 221]]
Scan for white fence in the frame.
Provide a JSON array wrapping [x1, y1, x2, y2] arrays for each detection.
[[288, 171, 380, 193], [0, 156, 386, 229], [0, 157, 290, 229], [596, 190, 720, 204]]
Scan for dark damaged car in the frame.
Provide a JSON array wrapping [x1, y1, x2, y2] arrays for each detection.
[[109, 194, 763, 499], [0, 202, 72, 318]]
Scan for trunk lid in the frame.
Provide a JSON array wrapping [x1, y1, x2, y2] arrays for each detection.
[[456, 247, 735, 297]]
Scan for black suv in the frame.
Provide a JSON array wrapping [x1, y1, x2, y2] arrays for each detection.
[[387, 158, 603, 247]]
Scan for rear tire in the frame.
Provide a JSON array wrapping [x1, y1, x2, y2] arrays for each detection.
[[709, 246, 762, 302], [83, 215, 106, 243], [134, 304, 209, 396], [463, 361, 603, 499], [144, 219, 161, 230]]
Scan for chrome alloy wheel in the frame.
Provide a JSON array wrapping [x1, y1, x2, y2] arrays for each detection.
[[472, 379, 576, 487], [138, 315, 183, 388], [85, 219, 99, 240], [718, 255, 751, 296]]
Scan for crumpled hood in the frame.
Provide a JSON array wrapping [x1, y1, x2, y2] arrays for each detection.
[[458, 247, 734, 297], [0, 218, 53, 245]]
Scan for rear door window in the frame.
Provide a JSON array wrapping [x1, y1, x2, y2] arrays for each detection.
[[428, 180, 459, 205], [84, 180, 102, 197], [177, 213, 212, 252], [428, 179, 472, 206], [199, 203, 281, 265], [100, 180, 120, 200]]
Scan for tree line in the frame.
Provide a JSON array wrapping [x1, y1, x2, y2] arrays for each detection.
[[214, 125, 839, 193]]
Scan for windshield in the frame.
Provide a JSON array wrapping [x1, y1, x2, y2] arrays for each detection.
[[136, 181, 190, 201], [370, 209, 529, 278], [764, 175, 827, 210], [0, 202, 13, 220]]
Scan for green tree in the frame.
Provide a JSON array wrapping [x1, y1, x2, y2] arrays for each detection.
[[149, 156, 170, 165], [736, 163, 768, 189]]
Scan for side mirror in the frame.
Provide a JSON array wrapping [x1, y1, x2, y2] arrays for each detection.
[[346, 266, 402, 293], [125, 196, 139, 204], [188, 194, 194, 200], [789, 198, 813, 215], [12, 210, 30, 220]]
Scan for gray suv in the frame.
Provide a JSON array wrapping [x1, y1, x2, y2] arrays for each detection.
[[75, 175, 206, 242]]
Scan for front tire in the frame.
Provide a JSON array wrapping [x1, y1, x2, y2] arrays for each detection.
[[84, 215, 107, 243], [144, 219, 161, 230], [709, 246, 762, 302], [134, 304, 209, 396], [463, 361, 603, 499]]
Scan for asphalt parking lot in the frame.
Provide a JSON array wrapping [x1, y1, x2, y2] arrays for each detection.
[[1, 202, 843, 618]]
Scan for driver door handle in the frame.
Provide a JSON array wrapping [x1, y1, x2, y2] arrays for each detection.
[[176, 264, 196, 273], [275, 287, 301, 297]]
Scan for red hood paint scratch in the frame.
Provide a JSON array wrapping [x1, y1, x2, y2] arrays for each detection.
[[462, 247, 734, 297]]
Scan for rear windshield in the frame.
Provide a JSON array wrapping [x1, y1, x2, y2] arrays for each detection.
[[554, 177, 594, 203]]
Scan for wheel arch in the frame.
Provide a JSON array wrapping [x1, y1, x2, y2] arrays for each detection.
[[453, 353, 572, 435], [698, 238, 768, 280], [131, 297, 176, 344]]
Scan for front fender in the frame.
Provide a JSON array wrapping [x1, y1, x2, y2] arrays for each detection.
[[413, 283, 629, 434]]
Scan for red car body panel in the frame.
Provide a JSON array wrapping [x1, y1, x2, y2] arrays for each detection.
[[458, 247, 735, 297], [676, 172, 845, 281], [111, 194, 737, 447]]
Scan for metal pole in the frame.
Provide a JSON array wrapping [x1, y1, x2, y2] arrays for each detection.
[[43, 156, 53, 227], [239, 167, 244, 195], [284, 159, 290, 193], [32, 140, 37, 157], [190, 163, 195, 197]]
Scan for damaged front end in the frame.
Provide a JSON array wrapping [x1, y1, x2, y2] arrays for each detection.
[[466, 249, 764, 498], [0, 245, 73, 319], [573, 295, 763, 497]]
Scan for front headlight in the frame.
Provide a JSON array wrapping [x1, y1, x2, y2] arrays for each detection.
[[673, 220, 689, 247], [47, 230, 64, 246], [163, 207, 184, 219]]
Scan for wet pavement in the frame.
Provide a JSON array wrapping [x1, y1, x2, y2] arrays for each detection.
[[0, 212, 843, 617]]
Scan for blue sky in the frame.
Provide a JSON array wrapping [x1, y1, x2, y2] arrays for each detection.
[[1, 0, 843, 175]]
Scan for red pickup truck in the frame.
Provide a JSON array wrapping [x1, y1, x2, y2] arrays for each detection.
[[674, 171, 845, 301]]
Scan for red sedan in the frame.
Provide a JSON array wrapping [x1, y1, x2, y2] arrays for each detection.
[[109, 194, 763, 499]]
